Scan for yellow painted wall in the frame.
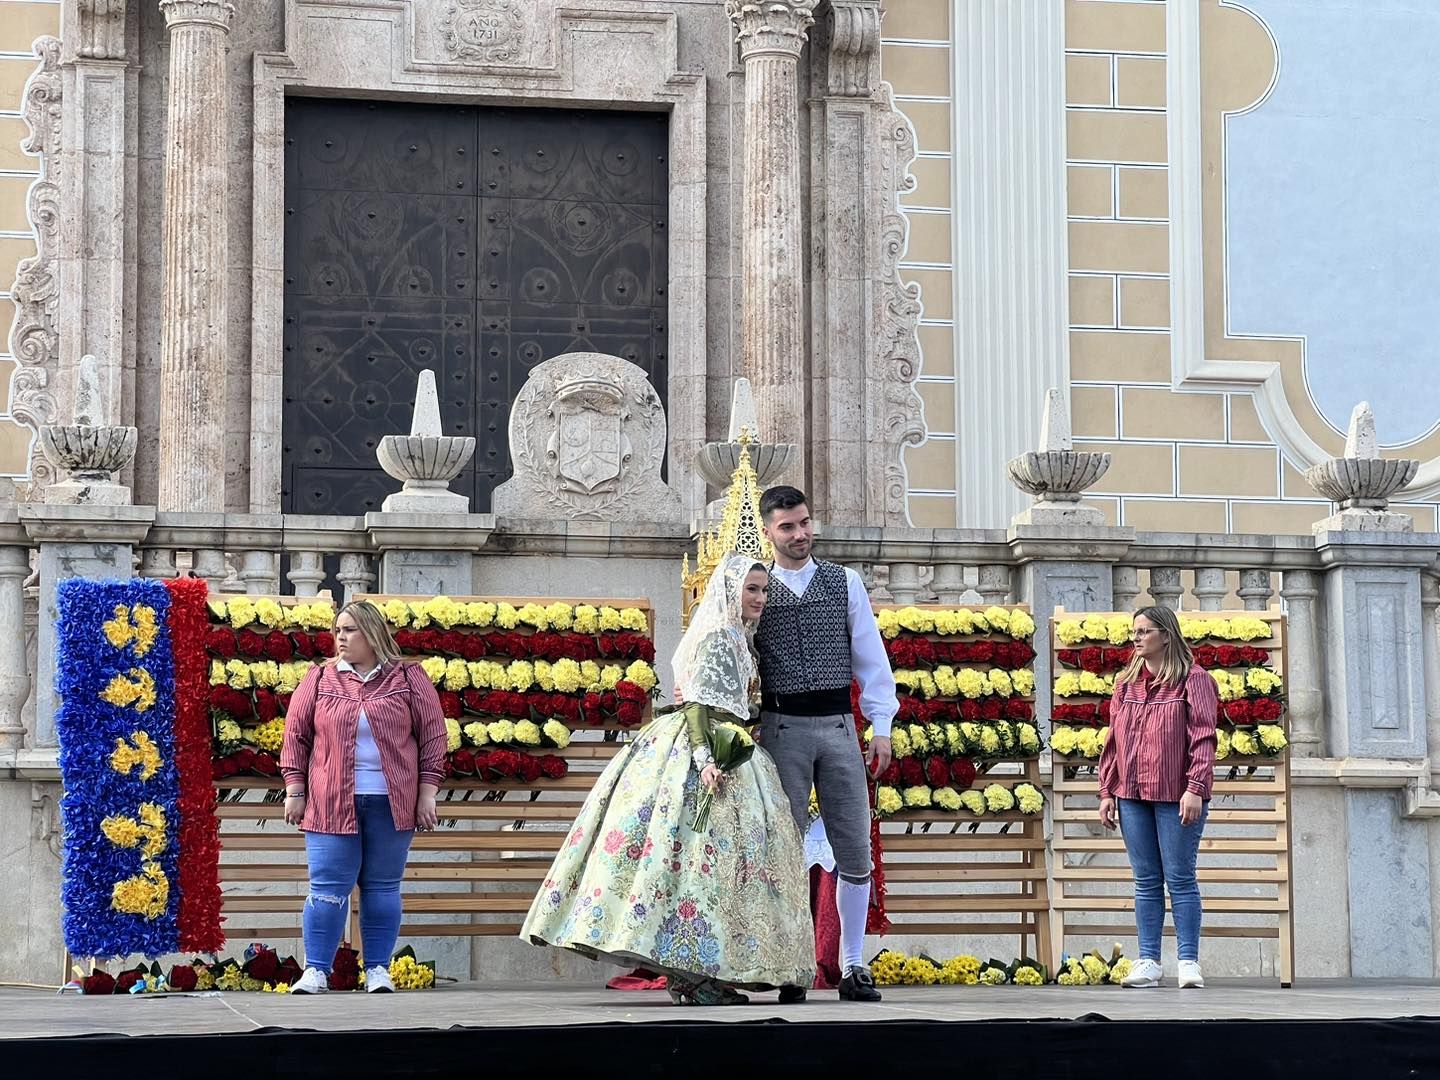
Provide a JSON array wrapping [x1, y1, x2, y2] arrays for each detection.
[[883, 0, 1440, 534]]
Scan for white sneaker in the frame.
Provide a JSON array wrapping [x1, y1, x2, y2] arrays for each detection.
[[1121, 958, 1163, 988], [364, 964, 395, 993], [1177, 960, 1204, 989], [289, 966, 329, 994]]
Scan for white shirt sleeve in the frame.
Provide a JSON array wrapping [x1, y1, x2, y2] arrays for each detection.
[[843, 567, 897, 738]]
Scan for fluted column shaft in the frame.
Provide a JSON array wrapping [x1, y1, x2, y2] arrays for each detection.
[[157, 0, 233, 512], [729, 1, 814, 482]]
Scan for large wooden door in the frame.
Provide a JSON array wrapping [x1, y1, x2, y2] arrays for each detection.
[[282, 98, 669, 516]]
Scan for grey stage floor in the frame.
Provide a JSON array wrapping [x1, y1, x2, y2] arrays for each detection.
[[4, 980, 1440, 1040]]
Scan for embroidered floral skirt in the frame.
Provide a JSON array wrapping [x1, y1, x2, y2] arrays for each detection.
[[520, 707, 816, 989]]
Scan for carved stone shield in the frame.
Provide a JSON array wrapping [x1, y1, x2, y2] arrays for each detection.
[[552, 400, 624, 495]]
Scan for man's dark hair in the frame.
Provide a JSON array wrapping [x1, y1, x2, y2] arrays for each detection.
[[760, 485, 809, 520]]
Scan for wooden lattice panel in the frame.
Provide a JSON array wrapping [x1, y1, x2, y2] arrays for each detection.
[[1045, 608, 1295, 985], [212, 595, 654, 942], [869, 603, 1051, 962]]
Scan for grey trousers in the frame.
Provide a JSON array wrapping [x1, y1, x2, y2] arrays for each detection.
[[758, 711, 872, 883]]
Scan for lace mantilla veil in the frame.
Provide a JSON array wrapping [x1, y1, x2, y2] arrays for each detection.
[[670, 553, 765, 722]]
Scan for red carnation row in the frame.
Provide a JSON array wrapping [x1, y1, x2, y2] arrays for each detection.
[[895, 696, 1034, 725], [392, 628, 654, 664], [1222, 698, 1284, 726], [206, 628, 334, 661], [447, 748, 568, 782], [1057, 643, 1271, 675], [212, 748, 280, 779], [887, 638, 1037, 670], [454, 683, 647, 726], [1194, 644, 1271, 670], [209, 685, 294, 723], [1051, 700, 1112, 727], [879, 754, 978, 790]]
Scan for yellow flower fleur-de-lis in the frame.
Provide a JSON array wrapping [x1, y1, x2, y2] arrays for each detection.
[[101, 604, 159, 658], [110, 861, 170, 919], [100, 801, 168, 858], [109, 730, 162, 781], [100, 668, 157, 713]]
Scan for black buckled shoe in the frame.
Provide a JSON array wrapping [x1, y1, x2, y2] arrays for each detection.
[[778, 985, 808, 1004], [838, 965, 882, 1002]]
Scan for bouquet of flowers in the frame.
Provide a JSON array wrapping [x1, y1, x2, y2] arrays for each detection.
[[691, 721, 755, 832]]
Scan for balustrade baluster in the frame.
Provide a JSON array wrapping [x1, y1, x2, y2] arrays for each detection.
[[1421, 574, 1440, 784], [337, 553, 377, 604], [0, 546, 31, 749], [887, 562, 922, 606], [191, 548, 229, 589], [977, 564, 1012, 606], [1238, 568, 1275, 611], [239, 550, 281, 595], [1279, 569, 1324, 757], [1192, 567, 1228, 611], [139, 548, 177, 579], [930, 563, 966, 605], [1148, 567, 1183, 610], [1111, 566, 1141, 612]]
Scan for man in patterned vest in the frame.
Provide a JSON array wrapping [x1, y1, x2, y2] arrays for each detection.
[[754, 485, 896, 1003]]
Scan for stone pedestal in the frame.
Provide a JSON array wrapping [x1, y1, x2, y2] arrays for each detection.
[[1008, 525, 1135, 725], [367, 513, 495, 595], [156, 0, 233, 513], [1315, 534, 1436, 760], [19, 504, 154, 746], [729, 0, 815, 485]]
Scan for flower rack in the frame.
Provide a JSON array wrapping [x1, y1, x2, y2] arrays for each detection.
[[867, 603, 1052, 965], [208, 593, 657, 945], [1046, 607, 1296, 986]]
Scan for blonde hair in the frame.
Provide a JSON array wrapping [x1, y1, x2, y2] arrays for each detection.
[[328, 600, 404, 668], [1116, 605, 1193, 688]]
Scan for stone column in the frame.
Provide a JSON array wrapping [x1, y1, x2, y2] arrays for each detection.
[[156, 0, 233, 513], [728, 0, 815, 484], [1279, 568, 1324, 757]]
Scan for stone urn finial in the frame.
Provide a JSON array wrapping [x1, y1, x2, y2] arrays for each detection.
[[1304, 402, 1419, 533], [694, 377, 795, 497], [1005, 387, 1112, 526], [376, 369, 476, 513], [38, 354, 138, 505]]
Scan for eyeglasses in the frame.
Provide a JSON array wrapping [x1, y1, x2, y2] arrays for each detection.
[[1131, 628, 1162, 640]]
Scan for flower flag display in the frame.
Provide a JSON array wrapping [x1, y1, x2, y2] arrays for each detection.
[[55, 577, 222, 959]]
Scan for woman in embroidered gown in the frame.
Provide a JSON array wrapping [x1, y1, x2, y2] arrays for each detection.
[[520, 554, 815, 1005]]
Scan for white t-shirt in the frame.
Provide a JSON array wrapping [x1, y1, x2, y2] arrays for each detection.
[[338, 660, 389, 796]]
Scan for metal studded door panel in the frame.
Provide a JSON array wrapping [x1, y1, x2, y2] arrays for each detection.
[[283, 97, 667, 516]]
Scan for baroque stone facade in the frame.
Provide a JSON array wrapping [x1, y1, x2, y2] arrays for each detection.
[[6, 0, 926, 528]]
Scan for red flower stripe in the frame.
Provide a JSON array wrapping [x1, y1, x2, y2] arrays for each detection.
[[165, 578, 225, 952]]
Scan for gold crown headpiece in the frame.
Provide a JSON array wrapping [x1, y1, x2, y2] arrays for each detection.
[[682, 428, 773, 626]]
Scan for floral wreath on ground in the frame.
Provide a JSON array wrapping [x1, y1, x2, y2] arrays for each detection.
[[71, 942, 435, 994], [205, 596, 660, 784], [869, 948, 1050, 986], [1051, 615, 1287, 763]]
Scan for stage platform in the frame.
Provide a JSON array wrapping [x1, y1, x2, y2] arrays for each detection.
[[5, 981, 1440, 1079]]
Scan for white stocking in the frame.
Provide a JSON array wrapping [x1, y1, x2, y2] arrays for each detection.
[[836, 877, 870, 975]]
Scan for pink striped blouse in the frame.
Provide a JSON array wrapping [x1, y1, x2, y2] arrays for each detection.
[[280, 661, 448, 834], [1098, 663, 1220, 802]]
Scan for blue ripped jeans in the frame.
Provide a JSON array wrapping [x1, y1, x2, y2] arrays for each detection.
[[302, 795, 414, 972], [1118, 797, 1208, 962]]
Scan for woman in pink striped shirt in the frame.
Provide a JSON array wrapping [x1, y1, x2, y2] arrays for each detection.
[[1098, 604, 1219, 990], [280, 601, 448, 995]]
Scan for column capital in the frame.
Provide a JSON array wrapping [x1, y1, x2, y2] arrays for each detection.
[[159, 0, 234, 32], [727, 0, 817, 61]]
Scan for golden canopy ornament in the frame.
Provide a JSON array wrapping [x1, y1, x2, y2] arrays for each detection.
[[682, 429, 774, 626]]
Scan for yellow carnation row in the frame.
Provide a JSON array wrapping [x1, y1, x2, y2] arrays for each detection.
[[878, 606, 1036, 641], [209, 659, 315, 693], [1056, 613, 1274, 646], [416, 656, 656, 694], [460, 718, 571, 750], [1053, 671, 1116, 698], [209, 598, 335, 632], [1217, 724, 1287, 759], [883, 720, 1042, 759], [1049, 724, 1109, 759], [241, 716, 286, 754], [877, 781, 1044, 817], [1210, 667, 1283, 701], [871, 950, 1044, 987], [894, 667, 1035, 700], [378, 597, 648, 634]]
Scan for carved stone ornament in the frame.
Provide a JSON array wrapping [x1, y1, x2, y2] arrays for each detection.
[[70, 0, 129, 61], [439, 0, 526, 63], [875, 83, 927, 523], [493, 352, 682, 522], [819, 0, 882, 97], [7, 38, 63, 492]]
